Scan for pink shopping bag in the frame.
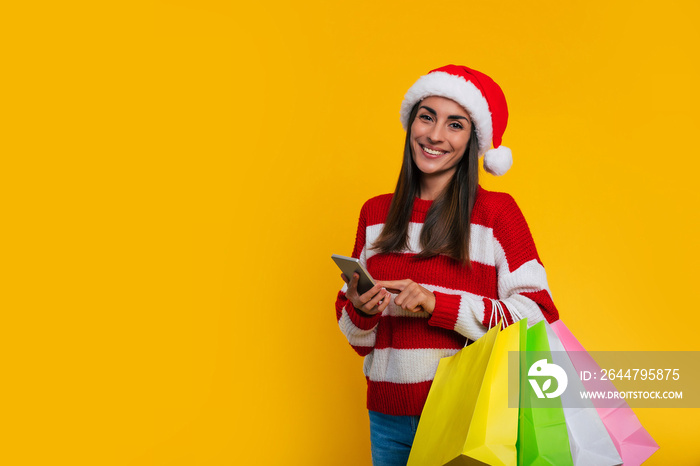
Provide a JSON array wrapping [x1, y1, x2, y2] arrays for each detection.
[[550, 320, 659, 466]]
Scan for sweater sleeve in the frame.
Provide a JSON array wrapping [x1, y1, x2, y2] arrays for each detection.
[[335, 201, 381, 356], [428, 194, 559, 339]]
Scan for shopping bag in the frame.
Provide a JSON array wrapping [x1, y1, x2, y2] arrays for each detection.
[[550, 321, 659, 466], [544, 322, 622, 466], [517, 321, 573, 465], [407, 319, 525, 466]]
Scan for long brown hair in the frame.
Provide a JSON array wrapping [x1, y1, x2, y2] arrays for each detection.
[[372, 102, 480, 266]]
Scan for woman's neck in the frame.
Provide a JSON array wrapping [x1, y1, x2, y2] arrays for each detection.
[[418, 171, 453, 200]]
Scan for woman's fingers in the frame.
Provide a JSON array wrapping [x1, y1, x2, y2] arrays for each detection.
[[377, 292, 391, 312], [363, 287, 389, 312], [392, 281, 417, 307], [358, 282, 385, 305], [376, 280, 406, 307], [377, 279, 408, 294], [348, 277, 435, 315], [344, 274, 388, 314], [381, 279, 435, 314], [345, 273, 362, 300], [400, 286, 421, 311], [402, 290, 425, 313]]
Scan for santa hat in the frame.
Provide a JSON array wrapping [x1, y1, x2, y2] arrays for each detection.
[[400, 65, 512, 176]]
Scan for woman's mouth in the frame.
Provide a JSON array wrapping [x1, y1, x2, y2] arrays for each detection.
[[420, 144, 448, 158]]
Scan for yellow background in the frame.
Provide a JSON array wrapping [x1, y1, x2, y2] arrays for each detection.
[[2, 0, 699, 464]]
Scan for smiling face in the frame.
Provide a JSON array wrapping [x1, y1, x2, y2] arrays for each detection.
[[410, 96, 472, 193]]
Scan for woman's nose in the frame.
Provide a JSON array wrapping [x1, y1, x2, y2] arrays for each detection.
[[427, 125, 444, 143]]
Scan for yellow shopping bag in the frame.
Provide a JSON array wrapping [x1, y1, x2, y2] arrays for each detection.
[[407, 319, 525, 466]]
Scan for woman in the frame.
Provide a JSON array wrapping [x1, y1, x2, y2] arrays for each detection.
[[334, 65, 559, 466]]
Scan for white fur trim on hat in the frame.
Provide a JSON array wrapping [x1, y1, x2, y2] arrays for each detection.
[[400, 71, 493, 156], [482, 146, 512, 176]]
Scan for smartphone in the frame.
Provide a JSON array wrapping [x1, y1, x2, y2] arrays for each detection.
[[331, 254, 376, 295]]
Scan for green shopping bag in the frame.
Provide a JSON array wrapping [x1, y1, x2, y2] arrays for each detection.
[[517, 321, 573, 465]]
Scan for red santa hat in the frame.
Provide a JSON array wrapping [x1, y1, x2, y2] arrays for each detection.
[[400, 65, 512, 176]]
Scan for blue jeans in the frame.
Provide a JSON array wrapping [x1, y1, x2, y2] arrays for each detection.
[[368, 410, 421, 466]]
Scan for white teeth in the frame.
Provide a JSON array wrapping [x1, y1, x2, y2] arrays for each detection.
[[423, 146, 446, 155]]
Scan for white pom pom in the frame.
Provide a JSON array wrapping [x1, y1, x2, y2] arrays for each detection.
[[483, 146, 513, 176]]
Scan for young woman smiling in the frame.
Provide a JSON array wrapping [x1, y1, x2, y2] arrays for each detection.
[[335, 65, 559, 466]]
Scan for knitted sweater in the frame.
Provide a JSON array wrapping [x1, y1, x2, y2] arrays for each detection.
[[335, 186, 559, 416]]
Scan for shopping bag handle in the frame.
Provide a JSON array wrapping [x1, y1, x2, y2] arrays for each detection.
[[489, 299, 507, 330], [487, 299, 525, 330]]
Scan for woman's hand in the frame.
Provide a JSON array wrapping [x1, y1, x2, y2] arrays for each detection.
[[377, 279, 436, 314], [341, 273, 391, 316]]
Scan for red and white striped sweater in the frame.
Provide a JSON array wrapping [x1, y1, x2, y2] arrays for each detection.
[[335, 186, 559, 416]]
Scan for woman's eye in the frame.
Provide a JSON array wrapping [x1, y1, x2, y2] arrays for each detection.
[[419, 114, 433, 122], [449, 122, 464, 130]]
